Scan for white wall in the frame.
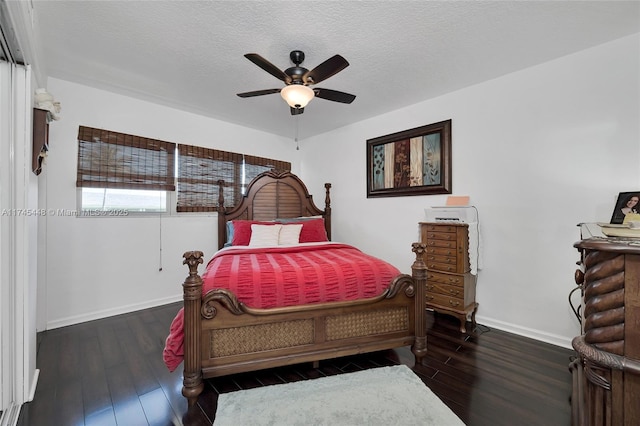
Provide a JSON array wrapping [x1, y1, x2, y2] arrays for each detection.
[[298, 34, 640, 348], [41, 78, 300, 329]]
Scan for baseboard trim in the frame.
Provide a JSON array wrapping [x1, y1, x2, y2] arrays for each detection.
[[475, 314, 574, 349], [46, 295, 182, 330]]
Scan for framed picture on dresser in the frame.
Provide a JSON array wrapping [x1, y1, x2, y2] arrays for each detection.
[[610, 191, 640, 224], [366, 120, 452, 198]]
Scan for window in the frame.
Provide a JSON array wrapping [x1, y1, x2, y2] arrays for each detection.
[[76, 126, 175, 213], [81, 188, 167, 213], [76, 125, 290, 215]]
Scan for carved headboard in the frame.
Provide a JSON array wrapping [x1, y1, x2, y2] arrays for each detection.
[[217, 170, 332, 249]]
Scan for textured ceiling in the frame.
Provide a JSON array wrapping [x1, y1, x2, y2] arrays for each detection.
[[31, 1, 640, 140]]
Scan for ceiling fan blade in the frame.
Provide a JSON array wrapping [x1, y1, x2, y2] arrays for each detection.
[[303, 55, 349, 85], [313, 88, 356, 104], [237, 88, 281, 98], [244, 53, 291, 83], [290, 106, 304, 115]]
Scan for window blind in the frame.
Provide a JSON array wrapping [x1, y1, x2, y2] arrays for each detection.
[[177, 145, 243, 212], [243, 155, 291, 190], [76, 125, 290, 213], [177, 148, 291, 212], [76, 126, 176, 190]]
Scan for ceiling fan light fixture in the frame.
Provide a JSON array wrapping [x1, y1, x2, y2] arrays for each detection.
[[238, 51, 354, 115], [280, 84, 314, 108]]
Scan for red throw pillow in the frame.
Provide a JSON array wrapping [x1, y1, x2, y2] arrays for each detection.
[[298, 218, 329, 243], [231, 220, 277, 246]]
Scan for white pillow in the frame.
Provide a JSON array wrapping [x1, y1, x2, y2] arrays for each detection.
[[278, 224, 303, 245], [248, 224, 282, 247]]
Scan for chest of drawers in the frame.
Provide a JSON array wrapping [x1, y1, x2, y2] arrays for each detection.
[[420, 222, 478, 332]]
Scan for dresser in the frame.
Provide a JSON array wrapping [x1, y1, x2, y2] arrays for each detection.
[[570, 223, 640, 426], [419, 222, 478, 332]]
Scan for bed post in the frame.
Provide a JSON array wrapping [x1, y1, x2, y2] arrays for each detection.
[[182, 251, 205, 406], [324, 183, 332, 241], [217, 179, 226, 250], [411, 242, 428, 364]]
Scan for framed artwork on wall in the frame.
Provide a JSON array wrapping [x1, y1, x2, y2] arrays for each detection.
[[610, 191, 640, 224], [366, 119, 452, 198]]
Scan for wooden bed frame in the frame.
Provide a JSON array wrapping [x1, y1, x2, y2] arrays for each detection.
[[181, 170, 427, 406]]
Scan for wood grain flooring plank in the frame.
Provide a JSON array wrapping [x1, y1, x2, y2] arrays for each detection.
[[148, 320, 173, 353], [56, 330, 83, 381], [105, 363, 149, 426], [207, 375, 241, 395], [57, 378, 85, 426], [126, 315, 160, 355], [432, 333, 572, 407], [146, 352, 190, 422], [250, 368, 287, 387], [96, 324, 125, 369], [139, 387, 180, 426], [18, 385, 58, 426], [440, 351, 570, 416], [18, 303, 572, 426], [118, 328, 162, 396], [80, 336, 113, 418], [84, 407, 117, 426], [137, 308, 158, 324], [270, 365, 307, 383], [192, 383, 218, 424]]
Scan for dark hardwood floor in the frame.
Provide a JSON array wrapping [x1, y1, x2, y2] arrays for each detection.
[[18, 302, 574, 426]]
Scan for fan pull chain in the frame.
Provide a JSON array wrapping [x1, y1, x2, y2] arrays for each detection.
[[295, 115, 300, 150], [158, 203, 163, 271]]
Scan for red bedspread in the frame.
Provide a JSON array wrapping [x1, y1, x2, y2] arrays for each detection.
[[163, 242, 400, 371], [203, 242, 400, 308]]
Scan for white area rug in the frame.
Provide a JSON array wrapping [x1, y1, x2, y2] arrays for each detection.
[[214, 365, 465, 426]]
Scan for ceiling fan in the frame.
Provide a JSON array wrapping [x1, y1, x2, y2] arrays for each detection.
[[236, 50, 356, 115]]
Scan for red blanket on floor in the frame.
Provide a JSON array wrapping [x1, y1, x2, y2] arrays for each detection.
[[163, 243, 400, 372]]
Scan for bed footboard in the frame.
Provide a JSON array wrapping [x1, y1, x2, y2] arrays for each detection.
[[181, 244, 428, 407]]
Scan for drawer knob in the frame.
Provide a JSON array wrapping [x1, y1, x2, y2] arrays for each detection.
[[449, 289, 460, 296], [426, 295, 434, 301], [449, 300, 460, 307]]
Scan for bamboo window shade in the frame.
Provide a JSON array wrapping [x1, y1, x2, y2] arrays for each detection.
[[176, 147, 291, 212], [76, 126, 176, 191], [177, 145, 242, 212], [75, 125, 290, 213], [244, 155, 291, 187]]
